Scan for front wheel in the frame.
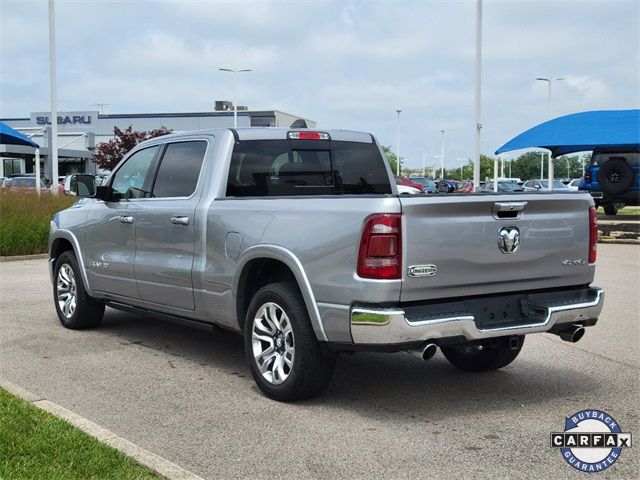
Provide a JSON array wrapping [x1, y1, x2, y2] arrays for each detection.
[[244, 282, 335, 401], [441, 336, 524, 372], [53, 251, 105, 329]]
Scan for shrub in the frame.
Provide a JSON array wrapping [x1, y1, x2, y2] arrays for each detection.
[[0, 190, 74, 256]]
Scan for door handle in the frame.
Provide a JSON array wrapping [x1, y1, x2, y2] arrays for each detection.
[[170, 216, 190, 226], [119, 216, 134, 224]]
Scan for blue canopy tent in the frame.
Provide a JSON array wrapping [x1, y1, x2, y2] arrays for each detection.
[[494, 109, 639, 189], [496, 109, 640, 156], [0, 121, 39, 148]]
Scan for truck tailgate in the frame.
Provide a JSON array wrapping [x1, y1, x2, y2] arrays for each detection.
[[399, 193, 595, 302]]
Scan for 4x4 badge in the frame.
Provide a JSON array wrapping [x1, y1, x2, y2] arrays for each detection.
[[498, 226, 520, 254]]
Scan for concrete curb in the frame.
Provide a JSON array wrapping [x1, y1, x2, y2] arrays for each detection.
[[0, 377, 205, 480], [0, 253, 48, 262], [599, 238, 640, 245]]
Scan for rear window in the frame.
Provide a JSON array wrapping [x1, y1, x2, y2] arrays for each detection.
[[152, 141, 207, 198], [226, 140, 392, 196]]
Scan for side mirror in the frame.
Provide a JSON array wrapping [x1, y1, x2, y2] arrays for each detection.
[[64, 174, 96, 197]]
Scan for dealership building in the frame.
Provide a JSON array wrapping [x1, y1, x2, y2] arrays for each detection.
[[0, 102, 315, 180]]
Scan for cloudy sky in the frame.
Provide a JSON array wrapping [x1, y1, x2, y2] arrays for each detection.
[[1, 0, 638, 169]]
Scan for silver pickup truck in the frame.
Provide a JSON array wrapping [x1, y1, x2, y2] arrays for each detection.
[[49, 128, 604, 401]]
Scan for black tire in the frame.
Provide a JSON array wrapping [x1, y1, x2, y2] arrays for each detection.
[[603, 204, 618, 216], [244, 282, 335, 401], [598, 159, 634, 195], [441, 336, 524, 372], [53, 251, 105, 329]]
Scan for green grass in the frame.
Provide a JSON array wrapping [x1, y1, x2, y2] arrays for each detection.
[[0, 387, 162, 480], [597, 206, 640, 216], [0, 190, 74, 256]]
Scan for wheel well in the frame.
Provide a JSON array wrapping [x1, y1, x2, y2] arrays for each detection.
[[236, 258, 297, 331], [50, 238, 74, 264]]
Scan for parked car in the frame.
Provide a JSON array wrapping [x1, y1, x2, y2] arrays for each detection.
[[408, 176, 438, 193], [580, 150, 639, 215], [0, 177, 7, 187], [1, 178, 11, 187], [50, 127, 603, 401], [436, 179, 459, 193], [458, 181, 475, 193], [395, 175, 425, 193], [522, 179, 571, 191], [481, 181, 525, 193], [397, 185, 421, 195], [8, 176, 45, 189], [566, 178, 582, 191]]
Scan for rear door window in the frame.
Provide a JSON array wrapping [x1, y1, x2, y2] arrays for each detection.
[[226, 140, 391, 196], [151, 141, 207, 198]]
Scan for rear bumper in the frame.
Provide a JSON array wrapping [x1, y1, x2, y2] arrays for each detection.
[[350, 287, 604, 345]]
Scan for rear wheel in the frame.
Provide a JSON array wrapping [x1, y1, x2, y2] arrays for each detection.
[[603, 204, 618, 216], [441, 336, 524, 372], [244, 282, 335, 401], [53, 251, 105, 329]]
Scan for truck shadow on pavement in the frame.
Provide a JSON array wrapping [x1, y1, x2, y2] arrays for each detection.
[[98, 308, 601, 421]]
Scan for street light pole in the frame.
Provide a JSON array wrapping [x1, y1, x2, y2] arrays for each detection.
[[422, 153, 426, 177], [219, 68, 252, 128], [395, 110, 401, 176], [48, 0, 58, 193], [536, 77, 565, 119], [440, 129, 445, 179], [473, 0, 483, 191]]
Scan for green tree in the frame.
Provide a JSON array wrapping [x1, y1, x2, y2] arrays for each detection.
[[382, 145, 404, 175], [92, 125, 173, 171]]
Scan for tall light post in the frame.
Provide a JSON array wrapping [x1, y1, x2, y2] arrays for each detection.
[[48, 0, 59, 193], [540, 152, 545, 179], [395, 110, 401, 175], [536, 77, 564, 119], [422, 153, 426, 177], [439, 129, 445, 179], [219, 68, 252, 128], [473, 0, 483, 191]]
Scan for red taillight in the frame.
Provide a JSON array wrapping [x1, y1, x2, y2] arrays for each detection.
[[589, 206, 598, 263], [357, 214, 402, 279]]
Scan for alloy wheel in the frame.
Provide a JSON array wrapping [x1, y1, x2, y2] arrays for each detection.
[[251, 302, 295, 385]]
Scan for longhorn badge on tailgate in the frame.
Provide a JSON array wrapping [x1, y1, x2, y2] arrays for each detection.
[[408, 264, 438, 277], [498, 226, 520, 254]]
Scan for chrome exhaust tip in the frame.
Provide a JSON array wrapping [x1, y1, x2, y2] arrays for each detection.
[[408, 342, 438, 361], [558, 324, 585, 343]]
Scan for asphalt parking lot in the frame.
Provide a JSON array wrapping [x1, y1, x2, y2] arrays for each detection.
[[0, 244, 638, 479]]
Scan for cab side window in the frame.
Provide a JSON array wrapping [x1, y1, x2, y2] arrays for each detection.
[[110, 146, 159, 199], [151, 141, 207, 198]]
